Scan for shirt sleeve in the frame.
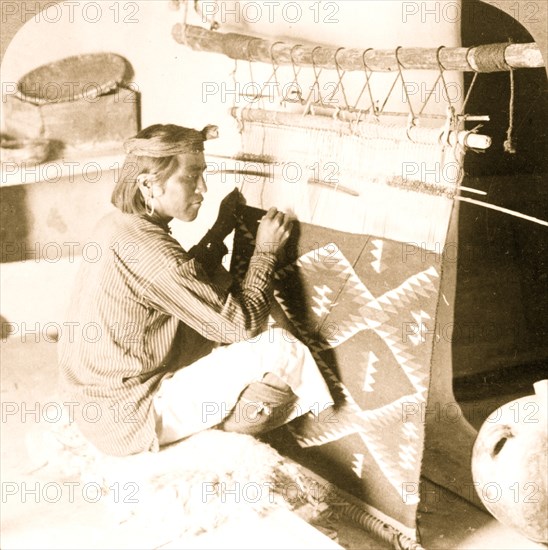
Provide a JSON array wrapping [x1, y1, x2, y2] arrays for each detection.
[[142, 251, 277, 344]]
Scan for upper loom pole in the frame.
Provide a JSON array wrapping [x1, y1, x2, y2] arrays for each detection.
[[173, 24, 544, 73]]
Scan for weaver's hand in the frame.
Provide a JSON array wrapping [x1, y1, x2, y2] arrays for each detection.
[[255, 207, 293, 256], [211, 187, 245, 239]]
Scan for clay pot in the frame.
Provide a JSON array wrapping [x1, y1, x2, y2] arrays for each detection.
[[472, 379, 547, 543]]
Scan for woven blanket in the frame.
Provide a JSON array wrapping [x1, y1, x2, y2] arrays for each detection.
[[231, 206, 442, 529]]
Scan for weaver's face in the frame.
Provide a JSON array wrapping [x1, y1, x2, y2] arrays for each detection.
[[156, 153, 207, 222]]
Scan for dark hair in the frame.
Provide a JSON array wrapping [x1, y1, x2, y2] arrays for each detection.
[[111, 125, 187, 215]]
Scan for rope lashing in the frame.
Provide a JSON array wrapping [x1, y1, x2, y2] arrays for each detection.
[[469, 42, 512, 73]]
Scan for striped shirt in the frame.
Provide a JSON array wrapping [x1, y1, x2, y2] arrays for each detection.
[[58, 210, 276, 456]]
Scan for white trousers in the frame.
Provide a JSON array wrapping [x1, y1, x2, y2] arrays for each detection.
[[152, 328, 333, 446]]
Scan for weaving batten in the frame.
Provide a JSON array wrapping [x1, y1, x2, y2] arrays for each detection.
[[210, 160, 487, 197], [173, 24, 544, 72]]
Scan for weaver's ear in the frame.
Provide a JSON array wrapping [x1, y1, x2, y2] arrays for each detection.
[[136, 173, 149, 187], [137, 174, 164, 198], [137, 174, 151, 197]]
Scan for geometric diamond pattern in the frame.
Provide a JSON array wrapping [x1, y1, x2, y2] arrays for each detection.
[[230, 206, 443, 528]]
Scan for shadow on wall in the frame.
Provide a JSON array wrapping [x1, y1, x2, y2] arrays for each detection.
[[462, 0, 547, 176], [453, 0, 547, 379]]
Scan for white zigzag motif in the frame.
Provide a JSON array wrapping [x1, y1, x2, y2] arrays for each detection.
[[352, 453, 365, 478], [370, 239, 384, 274], [398, 420, 421, 472], [354, 393, 425, 498], [365, 268, 439, 396], [311, 284, 333, 317], [408, 310, 432, 346], [363, 351, 378, 392], [289, 404, 362, 447], [357, 430, 409, 497], [402, 420, 419, 440], [398, 443, 418, 471]]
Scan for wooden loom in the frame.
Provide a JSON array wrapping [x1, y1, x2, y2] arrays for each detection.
[[174, 22, 546, 549]]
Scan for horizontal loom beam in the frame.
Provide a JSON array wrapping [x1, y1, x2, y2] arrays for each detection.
[[231, 107, 492, 149], [173, 24, 544, 73]]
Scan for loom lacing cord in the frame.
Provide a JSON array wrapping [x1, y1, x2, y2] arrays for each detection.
[[460, 45, 481, 135], [245, 39, 282, 107], [240, 37, 271, 194], [231, 59, 242, 130], [303, 46, 326, 112], [284, 43, 304, 103], [503, 68, 516, 153], [431, 47, 458, 159], [267, 41, 285, 106], [438, 58, 461, 195], [334, 47, 351, 112], [435, 45, 462, 170], [378, 46, 417, 135], [378, 59, 401, 114], [436, 46, 453, 110], [457, 47, 482, 154], [438, 106, 453, 150], [417, 46, 453, 118], [396, 46, 418, 139], [245, 37, 261, 103], [251, 40, 285, 201], [461, 71, 479, 114], [354, 48, 377, 116]]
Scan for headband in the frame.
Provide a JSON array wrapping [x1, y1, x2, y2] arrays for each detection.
[[123, 124, 218, 157]]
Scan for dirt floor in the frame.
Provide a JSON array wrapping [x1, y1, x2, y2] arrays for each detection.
[[1, 338, 545, 549]]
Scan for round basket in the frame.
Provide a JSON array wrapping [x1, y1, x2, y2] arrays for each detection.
[[16, 53, 132, 104]]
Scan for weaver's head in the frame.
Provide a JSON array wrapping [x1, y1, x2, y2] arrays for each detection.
[[111, 123, 218, 222]]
